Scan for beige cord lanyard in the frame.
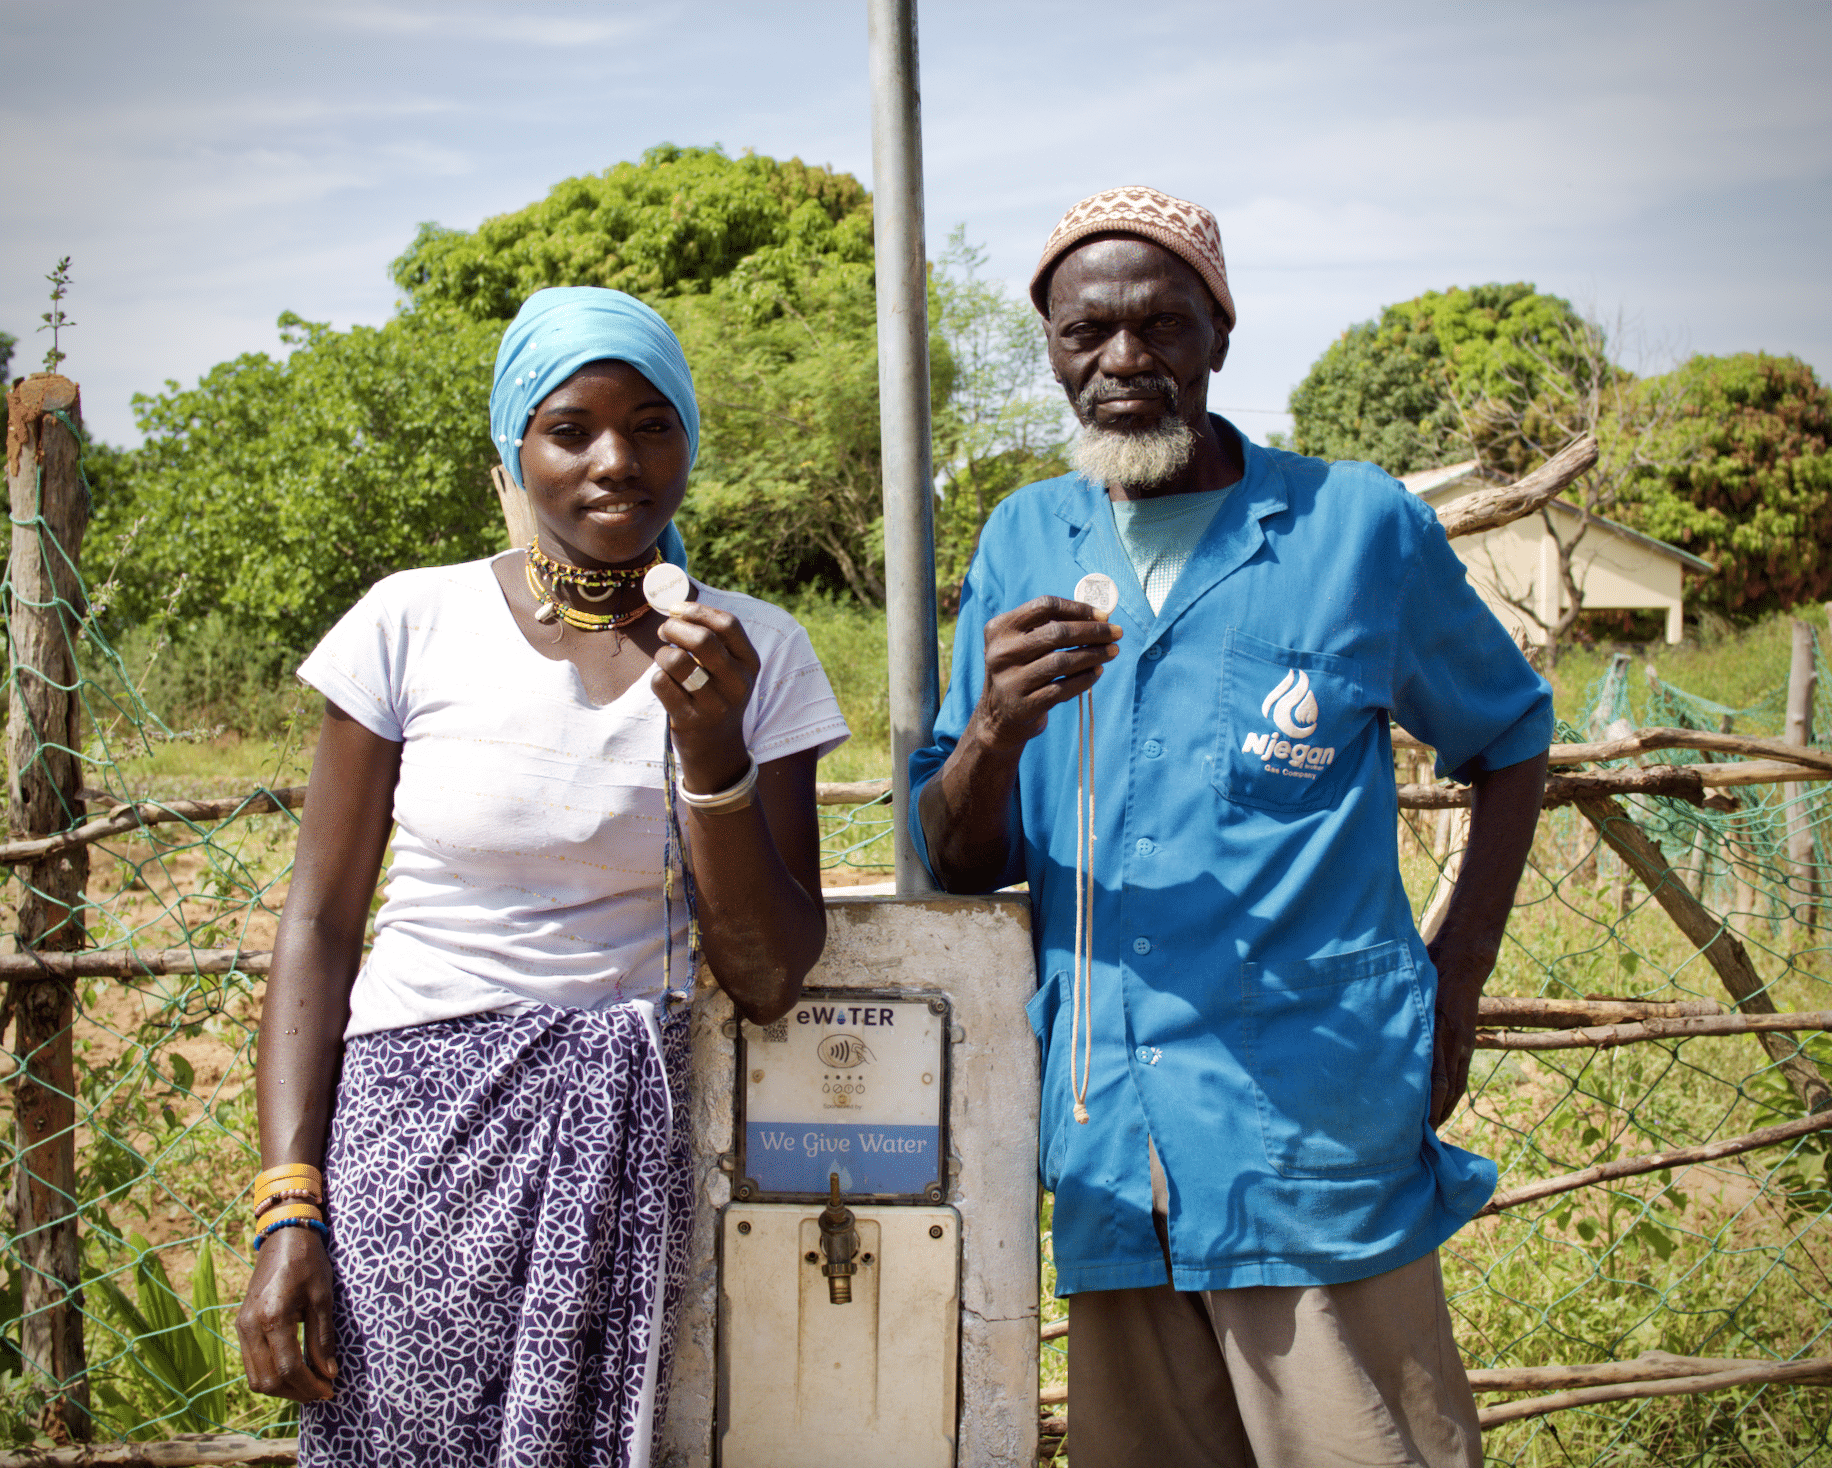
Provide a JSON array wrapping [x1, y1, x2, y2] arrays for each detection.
[[1070, 573, 1119, 1125]]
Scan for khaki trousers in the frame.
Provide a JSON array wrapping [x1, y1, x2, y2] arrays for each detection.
[[1066, 1250, 1483, 1467]]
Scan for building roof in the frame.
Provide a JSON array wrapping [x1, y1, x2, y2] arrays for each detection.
[[1398, 460, 1716, 575]]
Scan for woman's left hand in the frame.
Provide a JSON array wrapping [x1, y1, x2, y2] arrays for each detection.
[[650, 604, 761, 794]]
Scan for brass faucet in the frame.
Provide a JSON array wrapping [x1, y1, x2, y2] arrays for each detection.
[[818, 1173, 859, 1304]]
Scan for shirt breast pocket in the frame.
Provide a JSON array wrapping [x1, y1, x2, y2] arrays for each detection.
[[1209, 628, 1365, 812]]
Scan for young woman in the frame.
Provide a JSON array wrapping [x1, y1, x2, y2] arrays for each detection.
[[235, 287, 847, 1467]]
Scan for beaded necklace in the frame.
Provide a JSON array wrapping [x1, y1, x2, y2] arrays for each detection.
[[525, 538, 662, 630]]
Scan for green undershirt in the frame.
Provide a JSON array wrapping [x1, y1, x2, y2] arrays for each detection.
[[1109, 489, 1229, 613]]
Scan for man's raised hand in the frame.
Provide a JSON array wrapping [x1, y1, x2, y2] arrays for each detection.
[[971, 596, 1123, 751]]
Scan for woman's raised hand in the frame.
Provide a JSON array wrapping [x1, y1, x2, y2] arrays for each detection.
[[649, 604, 762, 795]]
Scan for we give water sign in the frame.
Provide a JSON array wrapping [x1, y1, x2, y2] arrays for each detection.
[[737, 992, 948, 1198]]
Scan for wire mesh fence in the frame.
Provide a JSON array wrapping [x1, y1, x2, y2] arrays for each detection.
[[3, 396, 1829, 1463]]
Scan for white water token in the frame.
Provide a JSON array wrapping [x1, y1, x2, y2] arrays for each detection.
[[642, 561, 693, 615], [1073, 572, 1119, 620]]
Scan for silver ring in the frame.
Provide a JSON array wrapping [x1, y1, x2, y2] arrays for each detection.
[[682, 665, 711, 693]]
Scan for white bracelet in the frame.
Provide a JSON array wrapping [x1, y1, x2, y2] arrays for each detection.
[[676, 757, 758, 813]]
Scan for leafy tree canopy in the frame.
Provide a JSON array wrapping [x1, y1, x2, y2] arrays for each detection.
[[0, 331, 15, 380], [1621, 353, 1832, 619], [1287, 283, 1589, 473], [389, 144, 874, 322], [92, 309, 504, 652]]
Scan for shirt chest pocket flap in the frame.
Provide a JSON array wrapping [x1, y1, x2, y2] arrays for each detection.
[[1210, 628, 1366, 812]]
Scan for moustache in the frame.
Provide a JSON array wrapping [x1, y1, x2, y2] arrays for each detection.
[[1076, 374, 1181, 420]]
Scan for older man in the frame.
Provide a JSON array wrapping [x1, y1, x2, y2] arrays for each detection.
[[909, 187, 1551, 1466]]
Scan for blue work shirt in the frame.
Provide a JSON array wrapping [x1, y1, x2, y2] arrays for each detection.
[[909, 424, 1553, 1295]]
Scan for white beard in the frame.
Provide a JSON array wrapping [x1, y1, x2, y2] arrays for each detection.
[[1071, 415, 1196, 492]]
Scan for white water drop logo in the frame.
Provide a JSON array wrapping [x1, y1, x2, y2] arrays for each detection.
[[1261, 669, 1320, 739]]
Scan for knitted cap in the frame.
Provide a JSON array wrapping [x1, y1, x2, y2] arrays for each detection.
[[1029, 185, 1235, 330]]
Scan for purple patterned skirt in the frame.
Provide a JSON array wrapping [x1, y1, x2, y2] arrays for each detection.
[[300, 1000, 692, 1468]]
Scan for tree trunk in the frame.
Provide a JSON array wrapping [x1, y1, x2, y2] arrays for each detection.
[[5, 374, 92, 1441]]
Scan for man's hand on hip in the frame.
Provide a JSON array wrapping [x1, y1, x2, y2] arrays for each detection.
[[1422, 751, 1548, 1127]]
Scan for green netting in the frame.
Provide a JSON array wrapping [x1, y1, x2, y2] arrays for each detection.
[[3, 442, 1828, 1459]]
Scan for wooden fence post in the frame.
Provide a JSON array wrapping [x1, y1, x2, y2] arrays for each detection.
[[1576, 795, 1831, 1115], [5, 373, 93, 1440], [1785, 618, 1818, 928]]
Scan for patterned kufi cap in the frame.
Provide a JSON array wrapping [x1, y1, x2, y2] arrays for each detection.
[[1029, 185, 1235, 330]]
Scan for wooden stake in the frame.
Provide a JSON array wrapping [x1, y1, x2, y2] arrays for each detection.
[[1478, 1110, 1832, 1214], [1575, 795, 1831, 1114], [5, 374, 92, 1440], [1785, 618, 1819, 927]]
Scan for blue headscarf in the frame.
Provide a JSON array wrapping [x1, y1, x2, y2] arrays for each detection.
[[490, 286, 695, 569]]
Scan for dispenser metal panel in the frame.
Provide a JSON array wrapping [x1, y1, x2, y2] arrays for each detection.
[[719, 1204, 959, 1467], [738, 991, 948, 1200]]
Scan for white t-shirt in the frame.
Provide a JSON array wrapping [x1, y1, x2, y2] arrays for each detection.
[[297, 553, 849, 1038]]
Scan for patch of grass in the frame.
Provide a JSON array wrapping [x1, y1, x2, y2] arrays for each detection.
[[1549, 608, 1815, 734]]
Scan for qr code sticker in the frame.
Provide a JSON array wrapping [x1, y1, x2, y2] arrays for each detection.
[[754, 1018, 788, 1044]]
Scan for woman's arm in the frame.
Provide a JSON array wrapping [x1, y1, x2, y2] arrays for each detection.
[[648, 604, 827, 1025], [683, 747, 825, 1025], [235, 703, 402, 1401]]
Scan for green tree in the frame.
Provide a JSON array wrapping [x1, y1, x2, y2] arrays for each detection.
[[93, 308, 504, 653], [1288, 283, 1589, 473], [390, 144, 874, 323], [0, 331, 15, 380], [930, 227, 1068, 597], [1621, 354, 1832, 619], [666, 257, 897, 602]]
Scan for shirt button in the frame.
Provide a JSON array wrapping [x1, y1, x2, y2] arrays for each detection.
[[1135, 837, 1154, 856], [1135, 1046, 1152, 1062], [1142, 740, 1163, 759], [1132, 937, 1152, 955], [1144, 645, 1164, 661]]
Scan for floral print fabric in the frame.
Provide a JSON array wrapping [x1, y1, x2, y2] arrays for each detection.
[[300, 1001, 692, 1467]]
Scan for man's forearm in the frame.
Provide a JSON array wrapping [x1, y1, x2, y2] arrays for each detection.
[[918, 717, 1026, 893], [1427, 751, 1549, 986]]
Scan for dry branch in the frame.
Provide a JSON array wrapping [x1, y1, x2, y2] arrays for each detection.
[[815, 779, 891, 806], [1479, 1111, 1832, 1215], [0, 948, 273, 980], [1435, 437, 1599, 540], [0, 788, 305, 867], [0, 778, 886, 868], [0, 1436, 298, 1467], [1553, 728, 1832, 772], [1577, 794, 1832, 1112], [1477, 1011, 1832, 1052], [1477, 997, 1722, 1027], [1402, 760, 1832, 813], [1477, 1357, 1832, 1429], [1468, 1351, 1795, 1393]]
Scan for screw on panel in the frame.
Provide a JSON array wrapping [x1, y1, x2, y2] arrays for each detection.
[[736, 1221, 751, 1235], [805, 1251, 820, 1265], [929, 1225, 944, 1239], [927, 997, 948, 1014]]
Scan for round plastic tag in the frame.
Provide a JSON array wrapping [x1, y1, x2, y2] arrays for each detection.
[[643, 562, 693, 615], [1073, 572, 1119, 620]]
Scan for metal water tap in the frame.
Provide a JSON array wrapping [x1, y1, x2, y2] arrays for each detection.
[[817, 1173, 859, 1304]]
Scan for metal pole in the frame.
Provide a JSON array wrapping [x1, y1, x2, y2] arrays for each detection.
[[868, 0, 940, 895]]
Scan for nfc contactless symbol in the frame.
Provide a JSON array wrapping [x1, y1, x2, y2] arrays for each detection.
[[642, 562, 692, 615], [817, 1035, 874, 1068], [1073, 573, 1119, 620], [1261, 669, 1320, 739]]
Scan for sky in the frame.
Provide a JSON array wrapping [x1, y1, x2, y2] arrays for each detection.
[[2, 0, 1829, 448]]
